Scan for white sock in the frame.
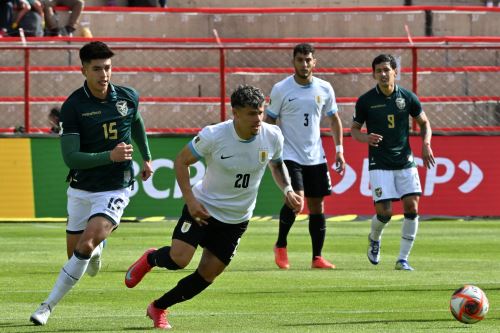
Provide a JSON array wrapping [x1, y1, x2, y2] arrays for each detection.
[[398, 217, 419, 261], [370, 215, 387, 241], [90, 242, 103, 259], [44, 254, 90, 309]]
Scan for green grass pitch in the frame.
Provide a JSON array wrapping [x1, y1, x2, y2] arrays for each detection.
[[0, 218, 498, 332]]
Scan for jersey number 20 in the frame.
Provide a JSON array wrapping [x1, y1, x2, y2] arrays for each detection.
[[235, 173, 250, 188]]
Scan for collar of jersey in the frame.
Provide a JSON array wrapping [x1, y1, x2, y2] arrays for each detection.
[[291, 75, 313, 88], [375, 84, 399, 97], [83, 81, 118, 102], [231, 120, 256, 143]]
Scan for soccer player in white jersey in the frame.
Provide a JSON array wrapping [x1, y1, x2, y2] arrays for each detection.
[[124, 85, 304, 330], [265, 43, 345, 270]]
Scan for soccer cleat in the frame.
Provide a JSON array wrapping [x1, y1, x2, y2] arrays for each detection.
[[87, 239, 106, 277], [395, 259, 414, 271], [311, 256, 336, 269], [125, 248, 156, 288], [367, 235, 381, 265], [30, 303, 51, 326], [147, 302, 172, 330], [273, 245, 289, 269]]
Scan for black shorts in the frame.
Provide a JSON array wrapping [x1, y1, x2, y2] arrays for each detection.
[[172, 205, 248, 266], [285, 160, 332, 198]]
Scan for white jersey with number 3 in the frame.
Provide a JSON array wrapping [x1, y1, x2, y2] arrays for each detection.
[[189, 120, 284, 224], [266, 75, 338, 165]]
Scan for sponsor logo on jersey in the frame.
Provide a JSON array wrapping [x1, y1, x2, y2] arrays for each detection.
[[288, 97, 298, 102], [116, 100, 128, 116], [258, 149, 269, 164], [81, 111, 102, 117], [181, 221, 192, 233], [395, 97, 406, 110], [375, 187, 383, 198], [221, 154, 233, 160]]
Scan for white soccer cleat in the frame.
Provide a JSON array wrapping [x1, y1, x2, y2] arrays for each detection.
[[367, 234, 381, 265], [87, 240, 106, 277], [30, 303, 51, 326]]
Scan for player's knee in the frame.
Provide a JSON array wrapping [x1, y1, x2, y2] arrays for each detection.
[[280, 204, 296, 225], [404, 212, 418, 220], [376, 214, 392, 223]]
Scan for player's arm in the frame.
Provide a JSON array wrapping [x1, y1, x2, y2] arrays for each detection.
[[351, 122, 383, 147], [268, 160, 303, 214], [60, 135, 132, 169], [329, 112, 345, 174], [174, 144, 210, 223], [131, 111, 153, 180], [415, 112, 435, 169]]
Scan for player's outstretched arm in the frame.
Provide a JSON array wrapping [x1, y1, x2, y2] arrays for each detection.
[[131, 112, 153, 180]]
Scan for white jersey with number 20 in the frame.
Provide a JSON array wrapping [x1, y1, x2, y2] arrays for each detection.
[[189, 120, 284, 224]]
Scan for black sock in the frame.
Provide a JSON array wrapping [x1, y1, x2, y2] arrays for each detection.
[[154, 270, 211, 309], [147, 246, 181, 270], [276, 204, 296, 248], [309, 214, 326, 258]]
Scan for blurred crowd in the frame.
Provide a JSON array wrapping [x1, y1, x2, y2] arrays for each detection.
[[0, 0, 84, 37]]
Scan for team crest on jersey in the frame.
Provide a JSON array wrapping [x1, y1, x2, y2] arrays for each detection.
[[374, 187, 383, 198], [395, 98, 406, 110], [316, 95, 322, 104], [258, 149, 269, 164], [181, 221, 192, 233], [116, 100, 128, 116]]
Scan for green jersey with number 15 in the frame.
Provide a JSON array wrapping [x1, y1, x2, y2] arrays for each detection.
[[60, 82, 139, 192]]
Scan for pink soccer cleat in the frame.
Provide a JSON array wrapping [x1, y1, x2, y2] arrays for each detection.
[[147, 302, 172, 330], [125, 248, 156, 288]]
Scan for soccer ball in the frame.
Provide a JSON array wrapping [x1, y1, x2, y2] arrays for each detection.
[[450, 285, 489, 324]]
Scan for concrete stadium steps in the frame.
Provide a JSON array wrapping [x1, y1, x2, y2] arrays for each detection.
[[48, 9, 500, 38], [82, 0, 488, 7], [1, 66, 498, 98], [1, 100, 497, 130]]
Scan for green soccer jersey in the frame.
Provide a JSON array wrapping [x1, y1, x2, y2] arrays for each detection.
[[60, 82, 148, 192], [353, 85, 422, 170]]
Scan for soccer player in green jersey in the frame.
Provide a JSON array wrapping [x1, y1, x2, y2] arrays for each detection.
[[351, 54, 435, 271], [30, 41, 153, 325]]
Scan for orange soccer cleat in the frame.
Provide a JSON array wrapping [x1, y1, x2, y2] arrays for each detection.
[[311, 256, 336, 269], [273, 245, 290, 269]]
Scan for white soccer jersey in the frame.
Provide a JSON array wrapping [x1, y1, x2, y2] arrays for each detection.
[[266, 75, 338, 165], [189, 120, 284, 224]]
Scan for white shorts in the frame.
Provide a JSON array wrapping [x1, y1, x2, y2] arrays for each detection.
[[369, 168, 422, 202], [66, 186, 132, 233]]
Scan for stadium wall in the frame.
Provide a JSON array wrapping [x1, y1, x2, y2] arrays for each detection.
[[0, 135, 498, 218]]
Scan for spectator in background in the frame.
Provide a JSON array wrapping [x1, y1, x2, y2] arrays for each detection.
[[48, 107, 60, 133], [43, 0, 83, 36], [0, 0, 14, 36], [8, 0, 43, 36]]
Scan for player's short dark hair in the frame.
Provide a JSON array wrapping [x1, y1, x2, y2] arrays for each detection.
[[230, 85, 265, 109], [79, 41, 115, 64], [293, 43, 315, 58], [372, 54, 397, 71]]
